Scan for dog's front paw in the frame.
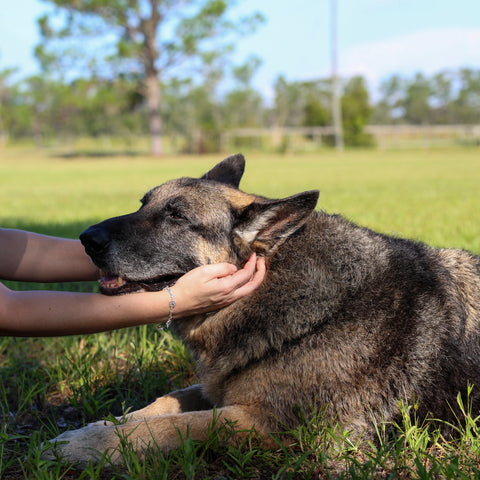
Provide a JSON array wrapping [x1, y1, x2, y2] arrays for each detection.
[[41, 422, 123, 466]]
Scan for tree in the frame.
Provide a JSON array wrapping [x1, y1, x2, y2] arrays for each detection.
[[162, 49, 227, 154], [273, 76, 305, 128], [403, 73, 432, 124], [341, 76, 374, 147], [453, 68, 480, 124], [0, 67, 18, 143], [302, 80, 331, 127], [224, 55, 264, 128], [430, 70, 454, 124], [373, 74, 404, 124], [37, 0, 264, 155]]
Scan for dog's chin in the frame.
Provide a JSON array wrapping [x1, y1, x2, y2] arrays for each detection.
[[98, 273, 179, 296]]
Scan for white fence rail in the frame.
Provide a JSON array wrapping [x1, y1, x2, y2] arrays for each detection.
[[223, 125, 480, 150]]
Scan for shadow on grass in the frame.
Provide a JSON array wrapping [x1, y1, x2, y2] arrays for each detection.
[[53, 150, 147, 159]]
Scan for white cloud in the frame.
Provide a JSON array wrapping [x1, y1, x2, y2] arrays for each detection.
[[340, 27, 480, 91]]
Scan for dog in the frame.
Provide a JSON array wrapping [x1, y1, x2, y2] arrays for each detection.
[[44, 153, 480, 465]]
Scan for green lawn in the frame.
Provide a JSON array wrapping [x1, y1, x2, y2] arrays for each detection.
[[2, 147, 479, 251], [1, 146, 480, 479]]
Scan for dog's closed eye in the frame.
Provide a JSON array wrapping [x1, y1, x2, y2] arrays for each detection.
[[164, 198, 191, 223], [165, 207, 189, 223], [168, 212, 186, 221]]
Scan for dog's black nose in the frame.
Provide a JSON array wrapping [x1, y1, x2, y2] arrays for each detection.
[[80, 226, 111, 257]]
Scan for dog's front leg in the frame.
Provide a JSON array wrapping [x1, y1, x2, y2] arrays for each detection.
[[43, 405, 261, 466], [124, 384, 213, 420]]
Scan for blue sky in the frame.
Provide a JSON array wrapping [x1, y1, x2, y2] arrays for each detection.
[[1, 0, 479, 98]]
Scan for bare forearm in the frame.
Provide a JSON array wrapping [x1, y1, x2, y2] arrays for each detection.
[[0, 228, 98, 282], [0, 288, 171, 336]]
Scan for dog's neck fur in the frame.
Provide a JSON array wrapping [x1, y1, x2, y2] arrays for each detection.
[[172, 211, 379, 399]]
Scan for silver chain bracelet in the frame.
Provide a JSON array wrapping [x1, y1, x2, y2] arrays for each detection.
[[158, 286, 175, 330]]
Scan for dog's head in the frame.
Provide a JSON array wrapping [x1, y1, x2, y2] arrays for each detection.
[[80, 154, 319, 295]]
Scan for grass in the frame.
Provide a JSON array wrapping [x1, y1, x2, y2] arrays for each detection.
[[1, 145, 480, 478]]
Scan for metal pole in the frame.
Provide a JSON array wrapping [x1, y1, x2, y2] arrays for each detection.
[[331, 0, 344, 151]]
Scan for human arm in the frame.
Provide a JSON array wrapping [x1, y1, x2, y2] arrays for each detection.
[[0, 228, 99, 282], [0, 253, 265, 337]]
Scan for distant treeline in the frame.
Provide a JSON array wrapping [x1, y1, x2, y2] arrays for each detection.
[[1, 67, 479, 152], [2, 1, 479, 154]]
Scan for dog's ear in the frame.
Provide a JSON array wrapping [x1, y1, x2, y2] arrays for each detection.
[[234, 190, 319, 256], [201, 153, 245, 188]]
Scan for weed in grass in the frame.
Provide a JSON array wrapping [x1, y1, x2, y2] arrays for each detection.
[[0, 430, 27, 478]]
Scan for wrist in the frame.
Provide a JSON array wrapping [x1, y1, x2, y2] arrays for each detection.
[[165, 286, 176, 328]]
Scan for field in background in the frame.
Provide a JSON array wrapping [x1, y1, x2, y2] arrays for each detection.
[[2, 146, 480, 251], [1, 146, 480, 479]]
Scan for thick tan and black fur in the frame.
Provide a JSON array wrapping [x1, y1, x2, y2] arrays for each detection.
[[44, 154, 480, 465]]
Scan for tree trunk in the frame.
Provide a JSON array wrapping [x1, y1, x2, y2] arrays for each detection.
[[140, 1, 163, 156], [145, 72, 163, 156]]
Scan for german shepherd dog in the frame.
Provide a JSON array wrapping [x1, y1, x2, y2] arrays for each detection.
[[45, 154, 480, 464]]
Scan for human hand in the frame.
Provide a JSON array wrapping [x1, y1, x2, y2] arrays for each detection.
[[172, 253, 266, 318]]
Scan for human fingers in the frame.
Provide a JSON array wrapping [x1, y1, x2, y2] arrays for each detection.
[[171, 264, 235, 317], [228, 256, 266, 299], [226, 253, 258, 287], [180, 262, 238, 285], [252, 257, 266, 286]]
